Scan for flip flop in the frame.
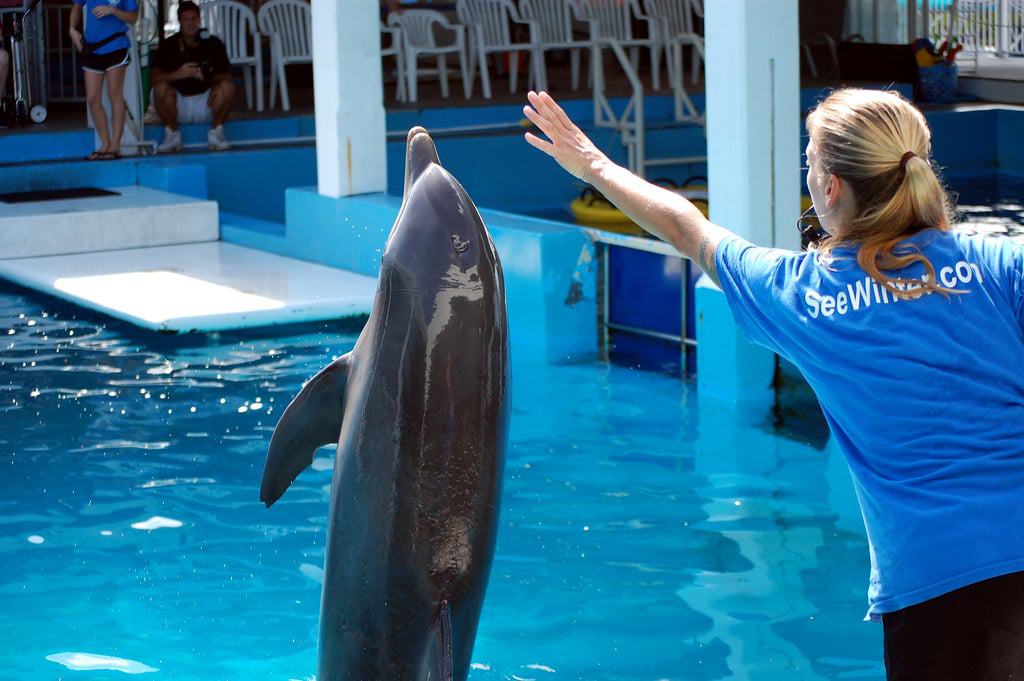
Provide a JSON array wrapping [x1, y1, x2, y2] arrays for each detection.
[[99, 151, 121, 161], [85, 151, 105, 161]]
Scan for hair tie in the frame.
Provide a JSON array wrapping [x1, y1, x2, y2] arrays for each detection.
[[900, 151, 916, 170]]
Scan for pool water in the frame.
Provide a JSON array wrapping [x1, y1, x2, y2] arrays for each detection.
[[951, 174, 1024, 240], [1, 282, 883, 680]]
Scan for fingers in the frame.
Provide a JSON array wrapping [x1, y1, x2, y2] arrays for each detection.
[[524, 132, 555, 156], [526, 90, 566, 135], [540, 91, 577, 134], [522, 104, 558, 142], [530, 90, 572, 135]]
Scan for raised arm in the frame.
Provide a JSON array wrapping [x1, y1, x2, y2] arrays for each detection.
[[523, 90, 732, 285]]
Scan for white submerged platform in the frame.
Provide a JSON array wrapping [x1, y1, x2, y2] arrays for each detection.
[[0, 242, 378, 332], [0, 186, 220, 258]]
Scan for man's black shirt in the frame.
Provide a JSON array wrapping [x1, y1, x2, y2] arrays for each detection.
[[154, 32, 231, 96]]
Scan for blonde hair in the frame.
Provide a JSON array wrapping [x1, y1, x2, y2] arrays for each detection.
[[806, 88, 960, 296]]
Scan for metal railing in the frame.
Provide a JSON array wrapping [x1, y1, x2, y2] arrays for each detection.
[[929, 0, 1024, 61], [590, 37, 705, 178], [586, 229, 697, 369], [41, 2, 83, 103]]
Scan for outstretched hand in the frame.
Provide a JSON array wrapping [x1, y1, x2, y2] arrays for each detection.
[[522, 90, 608, 185]]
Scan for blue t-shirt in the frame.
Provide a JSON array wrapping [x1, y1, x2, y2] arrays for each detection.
[[716, 229, 1024, 621], [75, 0, 138, 55]]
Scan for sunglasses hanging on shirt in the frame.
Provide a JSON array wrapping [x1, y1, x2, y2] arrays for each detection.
[[796, 205, 827, 251]]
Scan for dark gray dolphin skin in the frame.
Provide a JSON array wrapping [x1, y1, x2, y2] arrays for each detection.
[[260, 127, 510, 681]]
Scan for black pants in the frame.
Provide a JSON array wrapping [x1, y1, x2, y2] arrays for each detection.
[[884, 571, 1024, 681]]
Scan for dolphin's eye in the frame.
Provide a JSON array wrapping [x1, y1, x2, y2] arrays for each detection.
[[451, 235, 470, 254]]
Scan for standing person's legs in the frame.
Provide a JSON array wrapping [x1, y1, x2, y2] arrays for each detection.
[[883, 571, 1024, 681], [84, 69, 110, 156], [208, 79, 235, 127], [106, 65, 127, 156]]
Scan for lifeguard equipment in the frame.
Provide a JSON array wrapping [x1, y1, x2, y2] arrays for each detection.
[[2, 0, 46, 125]]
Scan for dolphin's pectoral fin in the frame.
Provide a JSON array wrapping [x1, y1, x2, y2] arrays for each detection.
[[259, 353, 351, 508], [422, 600, 454, 681]]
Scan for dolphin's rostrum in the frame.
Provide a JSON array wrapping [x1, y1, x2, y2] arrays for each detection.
[[260, 127, 510, 681]]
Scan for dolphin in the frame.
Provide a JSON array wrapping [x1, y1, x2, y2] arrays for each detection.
[[260, 127, 510, 681]]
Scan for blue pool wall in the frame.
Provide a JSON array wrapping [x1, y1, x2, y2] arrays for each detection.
[[220, 187, 597, 364], [2, 89, 1023, 371], [4, 88, 1020, 219]]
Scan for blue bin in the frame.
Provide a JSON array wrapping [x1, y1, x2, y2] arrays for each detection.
[[919, 62, 958, 103]]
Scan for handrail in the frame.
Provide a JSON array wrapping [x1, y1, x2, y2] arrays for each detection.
[[591, 37, 647, 174], [590, 36, 704, 178], [929, 0, 1024, 62]]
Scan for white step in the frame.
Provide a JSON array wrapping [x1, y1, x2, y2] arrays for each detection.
[[0, 242, 378, 332], [0, 186, 218, 259]]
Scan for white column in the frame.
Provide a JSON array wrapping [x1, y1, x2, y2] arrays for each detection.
[[696, 0, 799, 406], [705, 0, 800, 252], [312, 2, 387, 198], [907, 0, 918, 42]]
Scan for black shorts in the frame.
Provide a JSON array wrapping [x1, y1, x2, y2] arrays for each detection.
[[883, 570, 1024, 681], [81, 47, 130, 74]]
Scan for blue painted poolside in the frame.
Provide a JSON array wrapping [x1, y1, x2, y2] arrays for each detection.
[[4, 89, 1023, 373], [1, 90, 1023, 679]]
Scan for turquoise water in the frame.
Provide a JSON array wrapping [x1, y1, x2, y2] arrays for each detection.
[[0, 284, 882, 680]]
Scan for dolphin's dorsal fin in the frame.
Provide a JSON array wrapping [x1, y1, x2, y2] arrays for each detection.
[[421, 600, 453, 681], [259, 353, 351, 508], [404, 126, 440, 198]]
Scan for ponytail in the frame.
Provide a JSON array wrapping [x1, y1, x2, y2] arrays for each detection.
[[807, 89, 960, 297]]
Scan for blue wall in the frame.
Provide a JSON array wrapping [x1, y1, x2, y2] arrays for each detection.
[[3, 93, 1023, 373]]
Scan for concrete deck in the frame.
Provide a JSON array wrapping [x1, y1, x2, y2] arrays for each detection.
[[960, 54, 1024, 104], [0, 186, 218, 258]]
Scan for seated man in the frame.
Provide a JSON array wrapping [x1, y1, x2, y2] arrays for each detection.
[[151, 0, 234, 152]]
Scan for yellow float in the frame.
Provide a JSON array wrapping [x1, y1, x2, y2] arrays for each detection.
[[570, 178, 813, 237]]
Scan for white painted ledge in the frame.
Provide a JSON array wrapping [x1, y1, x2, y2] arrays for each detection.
[[0, 186, 218, 259], [0, 242, 377, 332]]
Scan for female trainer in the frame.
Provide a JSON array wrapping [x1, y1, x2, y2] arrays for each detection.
[[523, 87, 1024, 681]]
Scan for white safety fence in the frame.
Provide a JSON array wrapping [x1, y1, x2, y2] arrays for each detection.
[[930, 0, 1024, 57], [846, 0, 1024, 58]]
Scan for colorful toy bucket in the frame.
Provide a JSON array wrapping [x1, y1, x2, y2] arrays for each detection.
[[919, 62, 958, 103]]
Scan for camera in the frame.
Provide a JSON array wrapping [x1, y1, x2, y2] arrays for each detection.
[[199, 60, 214, 80]]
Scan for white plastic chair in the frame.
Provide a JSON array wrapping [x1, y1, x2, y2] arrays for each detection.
[[455, 0, 547, 99], [573, 0, 658, 88], [643, 0, 703, 88], [388, 9, 470, 103], [257, 0, 312, 112], [200, 0, 264, 111], [519, 0, 593, 90], [380, 22, 407, 103]]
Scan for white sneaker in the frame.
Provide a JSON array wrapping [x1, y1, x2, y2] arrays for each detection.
[[207, 124, 230, 151], [157, 127, 182, 153], [143, 101, 160, 125]]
